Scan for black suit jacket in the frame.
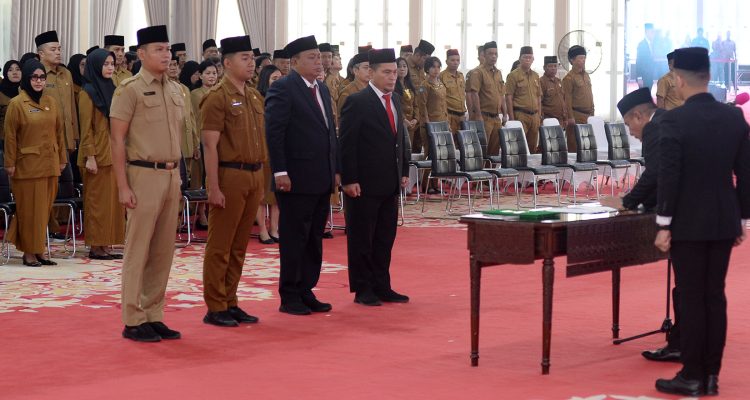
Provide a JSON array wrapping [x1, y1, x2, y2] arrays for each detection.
[[636, 39, 654, 86], [264, 69, 339, 194], [623, 108, 665, 210], [657, 93, 750, 241], [339, 85, 410, 196]]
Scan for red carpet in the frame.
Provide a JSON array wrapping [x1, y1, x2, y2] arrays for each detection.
[[1, 214, 749, 399]]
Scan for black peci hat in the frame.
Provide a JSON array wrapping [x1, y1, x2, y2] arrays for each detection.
[[673, 47, 710, 72], [544, 56, 558, 65], [416, 39, 435, 55], [104, 35, 124, 47], [202, 39, 217, 51], [368, 48, 396, 65], [284, 35, 318, 57], [35, 30, 59, 47], [220, 36, 253, 55], [617, 87, 654, 116], [137, 25, 169, 46]]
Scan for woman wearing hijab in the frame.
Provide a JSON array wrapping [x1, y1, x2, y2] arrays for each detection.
[[76, 49, 125, 260], [0, 60, 22, 147], [178, 60, 200, 90], [3, 60, 67, 266], [67, 54, 86, 104]]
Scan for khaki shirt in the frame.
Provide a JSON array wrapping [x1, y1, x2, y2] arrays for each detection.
[[325, 71, 342, 104], [420, 80, 449, 122], [109, 69, 184, 163], [112, 66, 133, 87], [562, 69, 594, 117], [200, 78, 268, 164], [176, 82, 199, 157], [467, 64, 505, 115], [539, 74, 567, 119], [77, 90, 113, 167], [3, 90, 67, 179], [337, 78, 353, 97], [337, 79, 367, 118], [191, 86, 211, 130], [43, 63, 78, 150], [505, 68, 541, 113], [656, 71, 684, 110], [439, 69, 467, 113]]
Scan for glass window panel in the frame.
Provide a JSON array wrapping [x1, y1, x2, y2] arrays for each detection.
[[216, 0, 246, 42], [115, 0, 148, 51], [495, 1, 526, 74], [422, 0, 462, 68], [386, 0, 410, 50], [0, 0, 12, 62], [529, 0, 555, 75], [359, 0, 385, 48], [465, 0, 494, 71], [331, 0, 356, 66]]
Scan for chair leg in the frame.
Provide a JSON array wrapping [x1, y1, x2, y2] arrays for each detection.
[[555, 175, 562, 206], [532, 177, 538, 208], [420, 173, 432, 216], [185, 199, 193, 247], [514, 177, 520, 209]]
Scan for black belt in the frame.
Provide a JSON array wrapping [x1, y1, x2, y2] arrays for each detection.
[[514, 107, 538, 115], [481, 111, 500, 118], [129, 160, 179, 170], [447, 109, 465, 117], [219, 161, 262, 172], [573, 107, 593, 115]]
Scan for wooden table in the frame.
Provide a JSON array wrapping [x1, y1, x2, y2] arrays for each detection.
[[460, 211, 667, 374]]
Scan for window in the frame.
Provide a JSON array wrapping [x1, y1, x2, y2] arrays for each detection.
[[216, 0, 246, 42], [114, 0, 148, 48]]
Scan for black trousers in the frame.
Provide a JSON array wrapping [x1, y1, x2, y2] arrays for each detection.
[[670, 239, 734, 379], [276, 192, 330, 304], [666, 284, 681, 349], [343, 193, 398, 294]]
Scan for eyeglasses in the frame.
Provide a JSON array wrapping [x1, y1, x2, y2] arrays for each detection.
[[30, 74, 47, 82]]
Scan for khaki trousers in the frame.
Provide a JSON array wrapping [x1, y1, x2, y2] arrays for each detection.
[[482, 116, 504, 158], [517, 112, 542, 154]]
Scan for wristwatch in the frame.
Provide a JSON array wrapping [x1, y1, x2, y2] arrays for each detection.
[[657, 223, 671, 231]]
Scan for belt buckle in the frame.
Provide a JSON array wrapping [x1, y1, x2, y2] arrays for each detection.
[[165, 162, 175, 170]]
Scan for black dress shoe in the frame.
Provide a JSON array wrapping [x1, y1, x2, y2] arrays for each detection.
[[89, 252, 114, 260], [270, 235, 279, 243], [203, 311, 239, 327], [107, 253, 124, 260], [228, 306, 259, 323], [122, 323, 161, 342], [705, 374, 719, 396], [376, 289, 410, 303], [148, 321, 181, 339], [302, 297, 332, 313], [22, 258, 42, 267], [279, 302, 312, 315], [258, 236, 275, 245], [354, 291, 382, 306], [37, 258, 57, 266], [641, 346, 681, 362], [322, 231, 334, 239], [655, 373, 703, 397]]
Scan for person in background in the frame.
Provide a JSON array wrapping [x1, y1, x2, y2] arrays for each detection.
[[4, 59, 67, 267], [76, 49, 125, 260], [19, 52, 40, 68], [104, 35, 132, 86], [0, 60, 22, 148], [273, 49, 291, 76], [179, 60, 200, 91], [66, 54, 85, 104], [636, 23, 656, 89], [656, 51, 684, 110], [188, 60, 218, 230], [540, 56, 568, 127], [337, 53, 370, 118], [467, 41, 506, 157], [562, 45, 594, 152], [400, 45, 413, 59], [420, 56, 448, 129], [440, 49, 466, 133], [255, 65, 283, 245], [722, 31, 737, 94], [202, 39, 220, 61], [395, 57, 418, 146], [251, 55, 272, 87], [171, 43, 187, 68], [505, 46, 542, 153]]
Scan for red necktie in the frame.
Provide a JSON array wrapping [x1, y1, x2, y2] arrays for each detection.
[[309, 84, 324, 116], [383, 93, 396, 135]]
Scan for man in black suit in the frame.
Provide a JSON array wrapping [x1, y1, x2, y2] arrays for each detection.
[[636, 23, 656, 89], [654, 47, 750, 397], [265, 35, 340, 316], [339, 48, 410, 306], [602, 88, 682, 362]]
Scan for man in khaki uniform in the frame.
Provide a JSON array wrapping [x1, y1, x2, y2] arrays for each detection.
[[171, 43, 187, 68], [104, 35, 133, 86], [166, 55, 200, 175], [36, 31, 77, 152], [320, 43, 341, 103], [110, 25, 184, 343], [656, 51, 684, 110], [467, 41, 506, 157], [540, 56, 568, 127], [440, 49, 466, 133], [465, 45, 485, 119], [562, 45, 594, 152], [201, 35, 267, 327], [407, 40, 434, 154], [337, 53, 370, 119], [202, 39, 220, 61], [506, 46, 542, 153]]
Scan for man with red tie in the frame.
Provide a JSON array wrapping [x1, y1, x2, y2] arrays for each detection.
[[339, 48, 411, 306]]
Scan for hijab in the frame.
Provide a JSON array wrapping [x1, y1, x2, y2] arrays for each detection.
[[67, 54, 86, 87], [20, 59, 45, 104], [0, 60, 21, 99], [19, 52, 39, 68], [179, 61, 200, 90], [82, 49, 116, 118]]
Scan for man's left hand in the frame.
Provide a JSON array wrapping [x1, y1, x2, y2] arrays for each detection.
[[655, 230, 671, 253]]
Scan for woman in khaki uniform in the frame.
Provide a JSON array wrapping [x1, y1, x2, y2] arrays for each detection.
[[255, 65, 283, 244], [77, 49, 125, 260], [3, 60, 67, 266], [189, 61, 219, 229], [396, 57, 419, 146], [67, 54, 86, 110], [420, 57, 449, 125], [0, 60, 22, 146]]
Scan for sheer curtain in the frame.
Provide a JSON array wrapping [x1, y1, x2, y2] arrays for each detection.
[[238, 0, 275, 52], [10, 0, 79, 60], [143, 0, 169, 26], [90, 0, 122, 47], [172, 0, 219, 60]]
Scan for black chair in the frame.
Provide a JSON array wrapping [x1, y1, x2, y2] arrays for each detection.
[[605, 122, 645, 182], [461, 120, 502, 167], [421, 130, 495, 216], [52, 163, 83, 257], [177, 158, 208, 247], [456, 129, 520, 209], [0, 150, 15, 264], [575, 124, 632, 196], [539, 125, 600, 203], [425, 121, 450, 136], [500, 127, 561, 208]]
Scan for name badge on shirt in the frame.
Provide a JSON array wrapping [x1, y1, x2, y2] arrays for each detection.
[[28, 108, 41, 113], [46, 84, 56, 88], [231, 99, 243, 107], [143, 91, 156, 96]]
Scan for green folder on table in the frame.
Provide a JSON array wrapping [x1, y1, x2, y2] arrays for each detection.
[[481, 209, 560, 221]]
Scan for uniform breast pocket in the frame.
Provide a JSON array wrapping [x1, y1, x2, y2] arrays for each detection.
[[142, 96, 163, 122], [227, 106, 248, 129], [170, 93, 185, 120], [516, 81, 528, 95]]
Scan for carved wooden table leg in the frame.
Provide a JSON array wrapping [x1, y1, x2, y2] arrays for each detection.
[[470, 255, 481, 366], [612, 267, 621, 339], [541, 257, 554, 374]]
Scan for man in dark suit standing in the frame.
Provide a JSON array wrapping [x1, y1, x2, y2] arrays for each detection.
[[339, 48, 410, 306], [636, 23, 656, 89], [654, 47, 750, 397], [265, 35, 340, 316], [602, 88, 683, 361]]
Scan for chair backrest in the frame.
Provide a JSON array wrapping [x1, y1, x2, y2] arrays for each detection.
[[0, 151, 12, 203], [56, 163, 77, 199], [460, 120, 489, 157], [542, 118, 561, 127], [505, 120, 532, 155], [427, 130, 458, 175], [455, 129, 485, 173], [499, 127, 529, 169], [587, 116, 610, 158], [539, 125, 569, 165], [604, 122, 631, 161], [574, 124, 600, 163], [425, 121, 450, 137]]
